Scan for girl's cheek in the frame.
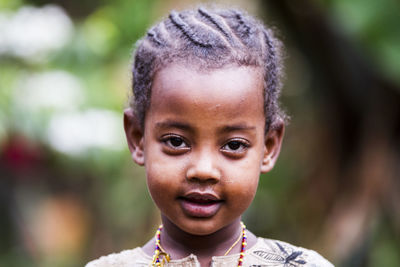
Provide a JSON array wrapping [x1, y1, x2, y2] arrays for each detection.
[[147, 162, 180, 185]]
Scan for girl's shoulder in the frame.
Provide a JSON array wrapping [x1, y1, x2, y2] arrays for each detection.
[[246, 237, 334, 267]]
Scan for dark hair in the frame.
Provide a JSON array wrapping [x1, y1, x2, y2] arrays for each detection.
[[131, 7, 286, 132]]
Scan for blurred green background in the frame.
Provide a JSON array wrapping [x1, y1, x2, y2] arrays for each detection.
[[0, 0, 399, 266]]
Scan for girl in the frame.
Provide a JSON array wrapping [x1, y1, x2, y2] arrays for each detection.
[[87, 7, 333, 267]]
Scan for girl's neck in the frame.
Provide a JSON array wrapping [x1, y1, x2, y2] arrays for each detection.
[[154, 216, 256, 266], [162, 218, 241, 257]]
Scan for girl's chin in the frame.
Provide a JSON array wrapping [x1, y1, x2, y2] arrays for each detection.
[[167, 217, 240, 237], [177, 220, 221, 236]]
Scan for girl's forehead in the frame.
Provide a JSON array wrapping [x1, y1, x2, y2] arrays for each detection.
[[153, 64, 263, 92], [148, 64, 265, 120]]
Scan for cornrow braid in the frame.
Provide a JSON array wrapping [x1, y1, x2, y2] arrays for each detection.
[[169, 11, 212, 48], [146, 27, 165, 47], [197, 7, 236, 46], [131, 7, 286, 132], [234, 11, 252, 37], [263, 29, 280, 129]]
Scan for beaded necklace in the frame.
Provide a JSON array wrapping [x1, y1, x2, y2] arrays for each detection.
[[150, 222, 247, 267]]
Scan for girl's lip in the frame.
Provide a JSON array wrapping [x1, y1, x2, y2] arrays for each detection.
[[179, 192, 223, 218], [182, 192, 221, 202]]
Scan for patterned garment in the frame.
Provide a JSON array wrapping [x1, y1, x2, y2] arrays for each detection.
[[86, 238, 334, 267]]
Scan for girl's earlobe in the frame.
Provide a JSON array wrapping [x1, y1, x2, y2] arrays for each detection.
[[123, 109, 145, 166], [261, 155, 272, 173], [260, 122, 285, 173]]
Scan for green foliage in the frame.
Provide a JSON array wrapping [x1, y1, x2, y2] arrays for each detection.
[[324, 0, 400, 85]]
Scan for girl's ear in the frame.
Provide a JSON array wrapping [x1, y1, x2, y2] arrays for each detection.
[[260, 122, 285, 173], [124, 108, 145, 166]]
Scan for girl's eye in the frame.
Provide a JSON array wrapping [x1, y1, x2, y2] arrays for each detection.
[[161, 135, 190, 152], [168, 137, 185, 148], [226, 141, 242, 150], [221, 139, 249, 155]]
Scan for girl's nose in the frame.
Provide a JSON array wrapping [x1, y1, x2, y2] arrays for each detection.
[[186, 151, 221, 183]]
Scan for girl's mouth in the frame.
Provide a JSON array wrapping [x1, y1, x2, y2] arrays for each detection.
[[178, 192, 223, 218]]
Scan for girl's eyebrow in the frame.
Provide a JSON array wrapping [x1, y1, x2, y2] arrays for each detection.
[[154, 120, 255, 133], [219, 124, 256, 133], [155, 120, 193, 132]]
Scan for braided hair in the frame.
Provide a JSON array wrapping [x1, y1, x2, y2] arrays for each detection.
[[131, 7, 286, 132]]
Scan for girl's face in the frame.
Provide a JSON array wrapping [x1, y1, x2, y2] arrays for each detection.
[[127, 64, 283, 236]]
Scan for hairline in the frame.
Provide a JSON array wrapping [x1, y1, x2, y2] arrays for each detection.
[[139, 58, 266, 128]]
